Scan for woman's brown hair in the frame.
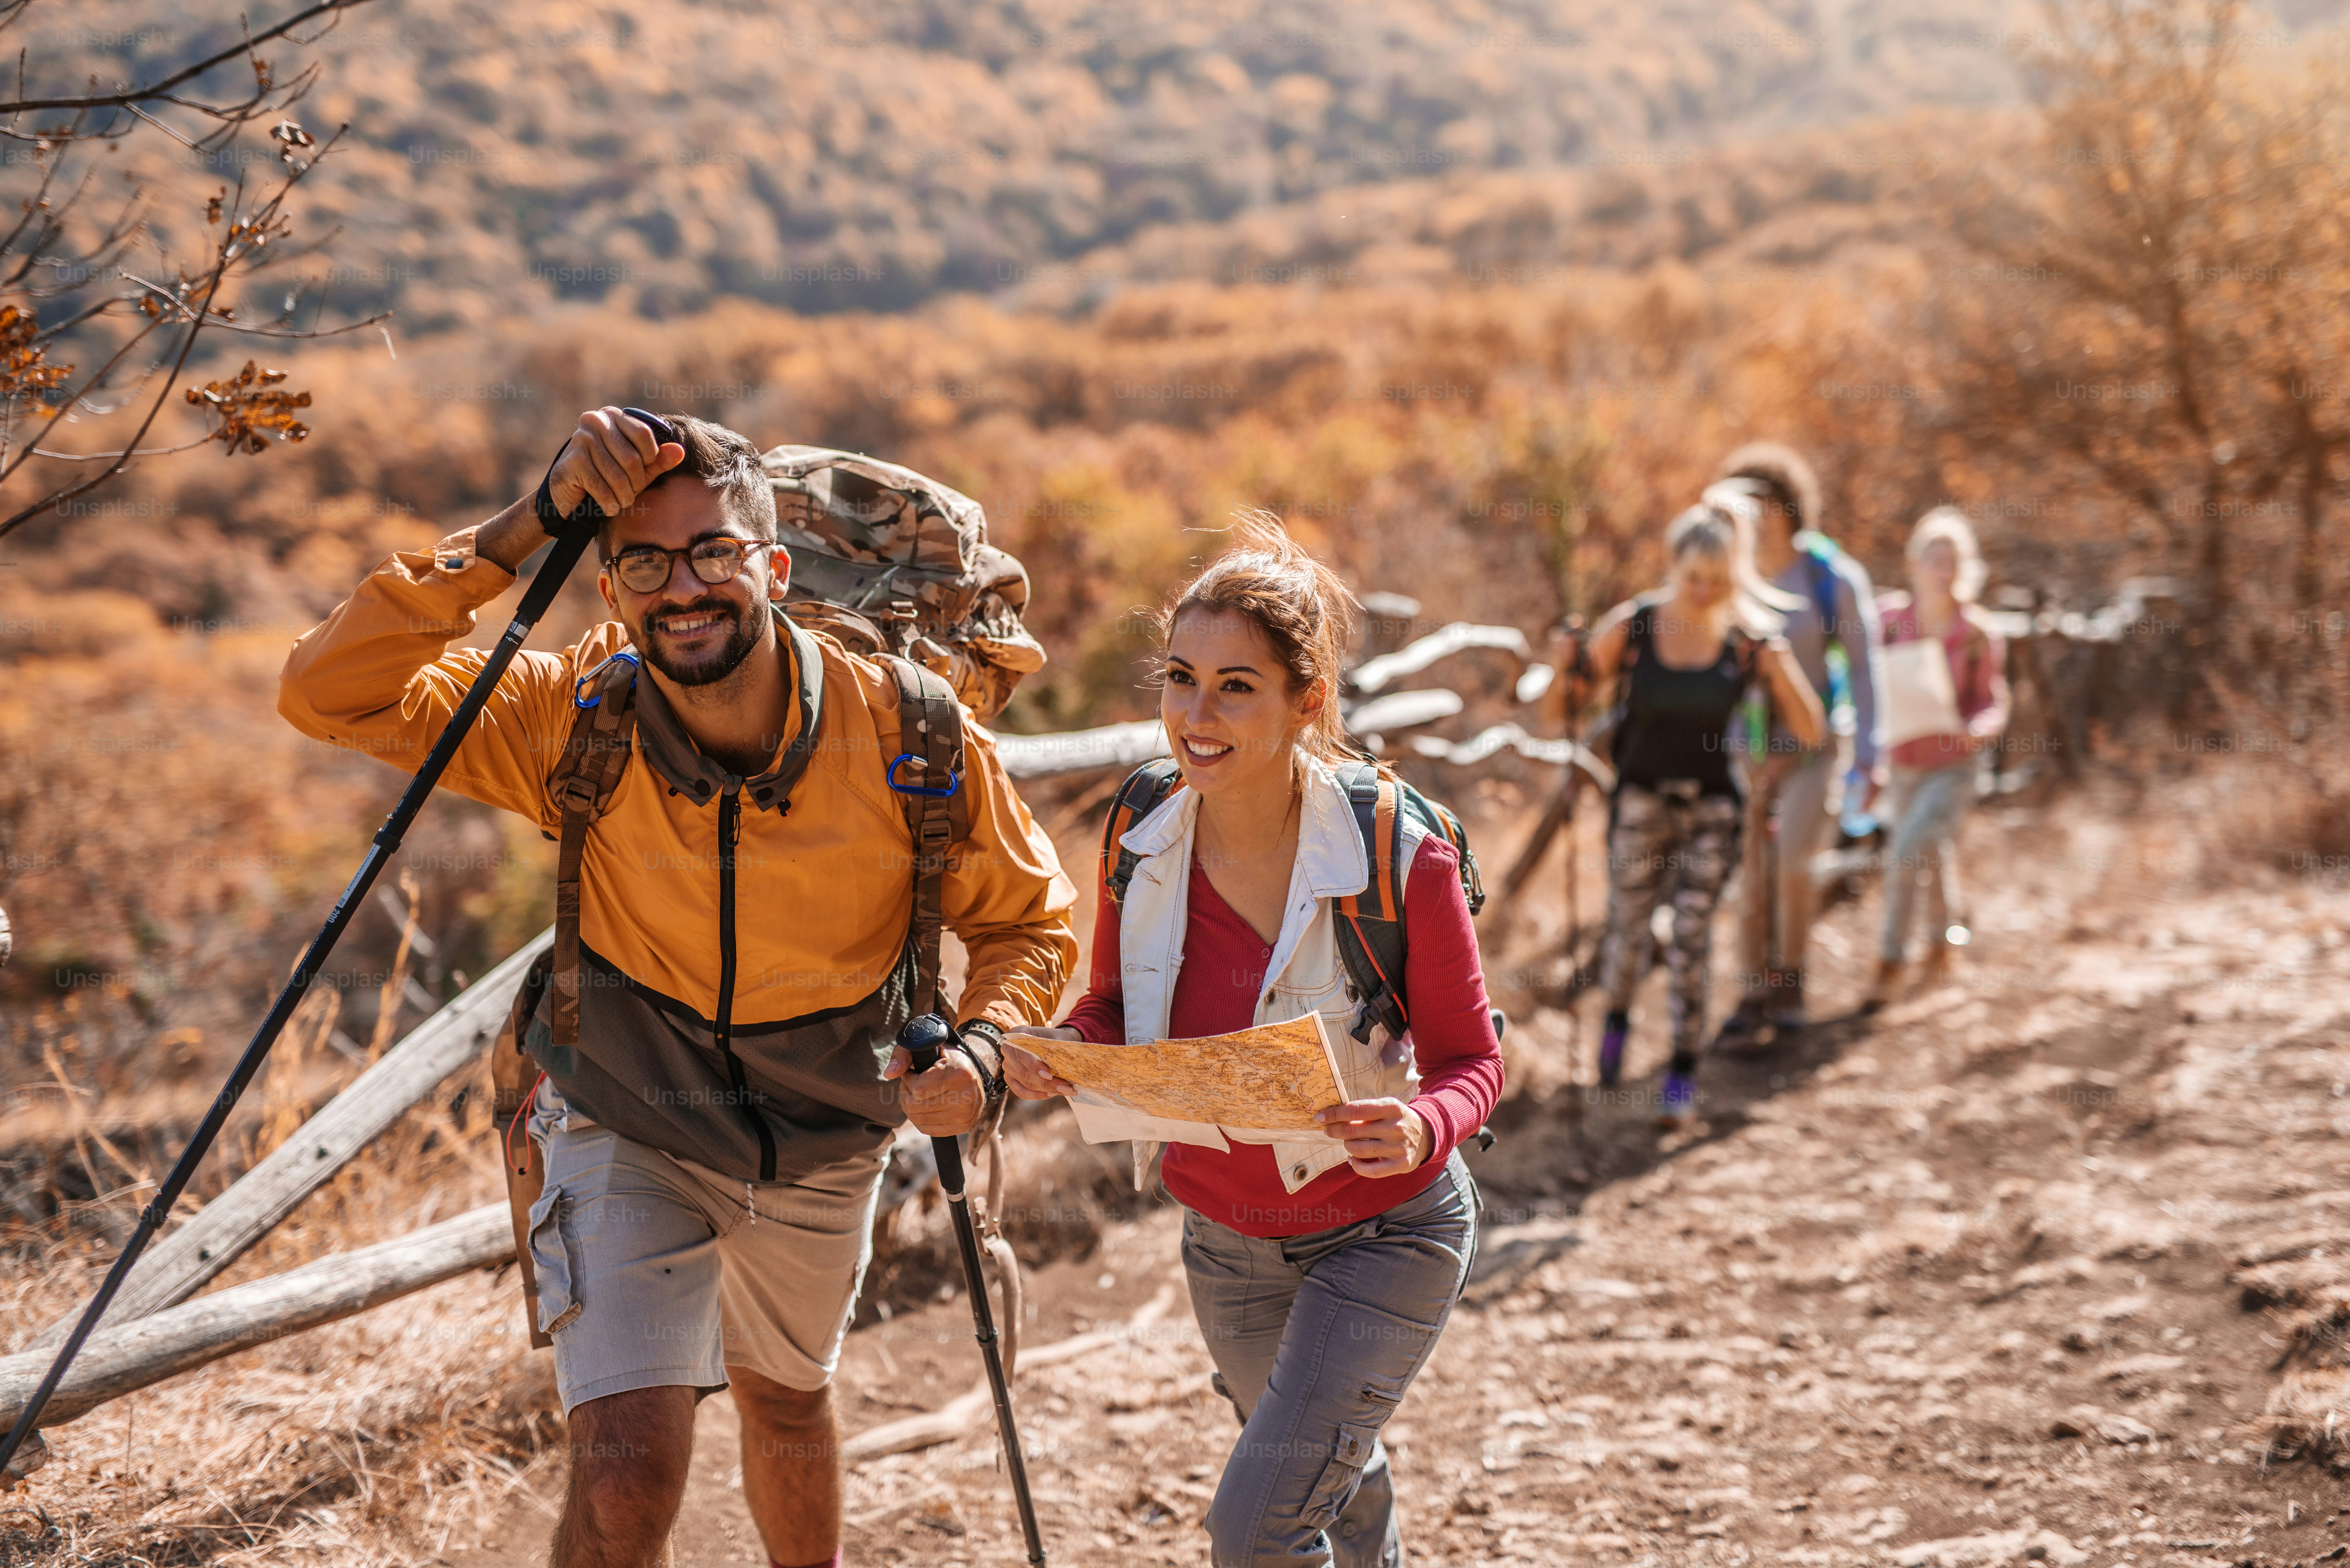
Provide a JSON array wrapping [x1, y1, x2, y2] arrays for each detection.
[[1155, 510, 1364, 764]]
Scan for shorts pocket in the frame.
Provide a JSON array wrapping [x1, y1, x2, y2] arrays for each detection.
[[1300, 1420, 1381, 1532], [526, 1185, 584, 1335]]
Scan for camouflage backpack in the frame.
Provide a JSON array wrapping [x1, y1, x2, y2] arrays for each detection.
[[760, 445, 1044, 723]]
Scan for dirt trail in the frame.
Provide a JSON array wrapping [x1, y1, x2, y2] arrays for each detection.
[[440, 785, 2350, 1567]]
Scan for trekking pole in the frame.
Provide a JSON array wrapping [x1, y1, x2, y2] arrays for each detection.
[[895, 1013, 1048, 1566], [0, 412, 672, 1482]]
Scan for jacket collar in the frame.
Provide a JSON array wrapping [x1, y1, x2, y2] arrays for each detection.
[[1122, 751, 1369, 901], [629, 608, 826, 815]]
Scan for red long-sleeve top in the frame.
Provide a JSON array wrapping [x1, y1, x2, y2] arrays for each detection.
[[1061, 836, 1505, 1238]]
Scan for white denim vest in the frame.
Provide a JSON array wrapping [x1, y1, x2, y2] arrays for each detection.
[[1067, 754, 1426, 1194]]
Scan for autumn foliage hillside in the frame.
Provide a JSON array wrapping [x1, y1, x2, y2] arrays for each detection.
[[3, 0, 2347, 1273]]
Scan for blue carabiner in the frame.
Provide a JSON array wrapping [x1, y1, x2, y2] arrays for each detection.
[[574, 650, 641, 709], [887, 752, 962, 798]]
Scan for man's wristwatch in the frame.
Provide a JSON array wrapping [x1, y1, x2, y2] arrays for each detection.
[[950, 1019, 1009, 1107]]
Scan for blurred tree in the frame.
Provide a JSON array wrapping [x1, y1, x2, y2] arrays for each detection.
[[1939, 0, 2350, 711], [0, 0, 386, 538]]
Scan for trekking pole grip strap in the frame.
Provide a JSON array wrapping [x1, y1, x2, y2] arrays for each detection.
[[532, 407, 678, 540]]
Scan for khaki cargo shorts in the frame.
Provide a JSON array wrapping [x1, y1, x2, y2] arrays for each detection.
[[524, 1080, 884, 1413]]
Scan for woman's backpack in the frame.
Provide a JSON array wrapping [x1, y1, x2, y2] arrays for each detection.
[[761, 445, 1045, 724], [1097, 758, 1485, 1046]]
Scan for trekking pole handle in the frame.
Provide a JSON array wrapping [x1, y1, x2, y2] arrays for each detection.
[[899, 1011, 954, 1076], [895, 1013, 968, 1192]]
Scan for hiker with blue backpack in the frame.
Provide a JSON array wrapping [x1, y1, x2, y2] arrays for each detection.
[[1004, 512, 1503, 1568], [1710, 442, 1889, 1045], [1553, 483, 1826, 1127]]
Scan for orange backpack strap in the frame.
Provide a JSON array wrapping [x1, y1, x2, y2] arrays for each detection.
[[1327, 764, 1486, 1044], [548, 651, 641, 1051], [1333, 763, 1412, 1043], [1334, 765, 1405, 922], [1100, 758, 1185, 907]]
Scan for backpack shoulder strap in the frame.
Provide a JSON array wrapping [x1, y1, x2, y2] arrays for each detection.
[[1728, 623, 1762, 685], [1412, 788, 1485, 916], [1614, 594, 1659, 713], [1333, 761, 1411, 1044], [882, 655, 971, 1021], [549, 651, 641, 1050], [1624, 594, 1659, 660], [1806, 543, 1843, 643], [1334, 762, 1406, 921], [1100, 758, 1185, 907]]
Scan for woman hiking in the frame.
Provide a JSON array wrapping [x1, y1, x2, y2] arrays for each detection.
[[1005, 514, 1504, 1568], [1862, 507, 2011, 1008], [1553, 483, 1825, 1128]]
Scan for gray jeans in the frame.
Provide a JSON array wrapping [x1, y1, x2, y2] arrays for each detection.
[[1180, 1153, 1480, 1568], [1879, 760, 1976, 961]]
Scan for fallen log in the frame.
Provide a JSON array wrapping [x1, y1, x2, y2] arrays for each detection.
[[1407, 723, 1616, 790], [1345, 687, 1463, 741], [992, 719, 1168, 779], [845, 1281, 1179, 1464], [1349, 622, 1531, 695], [27, 931, 552, 1350], [0, 1202, 512, 1478]]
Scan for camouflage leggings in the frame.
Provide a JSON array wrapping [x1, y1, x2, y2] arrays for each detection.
[[1599, 784, 1745, 1065]]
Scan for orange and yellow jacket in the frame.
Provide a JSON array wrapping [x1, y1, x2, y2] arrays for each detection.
[[278, 527, 1078, 1042]]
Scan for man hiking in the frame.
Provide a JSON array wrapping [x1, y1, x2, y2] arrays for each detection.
[[279, 408, 1078, 1568], [1710, 442, 1886, 1043]]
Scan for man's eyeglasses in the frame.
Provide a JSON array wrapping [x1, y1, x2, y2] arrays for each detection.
[[603, 537, 777, 595]]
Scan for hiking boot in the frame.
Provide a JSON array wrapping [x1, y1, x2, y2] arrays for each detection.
[[1713, 994, 1770, 1053], [1766, 966, 1808, 1036], [1859, 958, 1903, 1014], [1915, 942, 1956, 991], [1657, 1069, 1697, 1129], [1597, 1010, 1630, 1087]]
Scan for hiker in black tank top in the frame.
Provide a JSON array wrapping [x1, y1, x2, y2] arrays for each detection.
[[1611, 597, 1758, 801], [1545, 485, 1824, 1129]]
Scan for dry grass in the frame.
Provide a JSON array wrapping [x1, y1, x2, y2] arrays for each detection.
[[0, 892, 556, 1566], [0, 1272, 557, 1567]]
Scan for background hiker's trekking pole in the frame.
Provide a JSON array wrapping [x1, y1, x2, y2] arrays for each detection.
[[897, 1013, 1050, 1566], [0, 413, 671, 1484]]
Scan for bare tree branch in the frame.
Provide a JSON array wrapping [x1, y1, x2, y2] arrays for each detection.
[[0, 0, 372, 120]]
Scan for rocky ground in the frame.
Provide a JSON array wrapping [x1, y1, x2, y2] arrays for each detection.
[[422, 779, 2350, 1567], [10, 778, 2346, 1568]]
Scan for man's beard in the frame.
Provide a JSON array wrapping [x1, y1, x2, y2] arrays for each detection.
[[639, 593, 766, 688]]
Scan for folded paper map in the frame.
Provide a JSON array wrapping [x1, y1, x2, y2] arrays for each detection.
[[1007, 1014, 1347, 1133]]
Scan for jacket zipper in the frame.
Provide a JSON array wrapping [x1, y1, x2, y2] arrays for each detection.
[[715, 779, 775, 1182]]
